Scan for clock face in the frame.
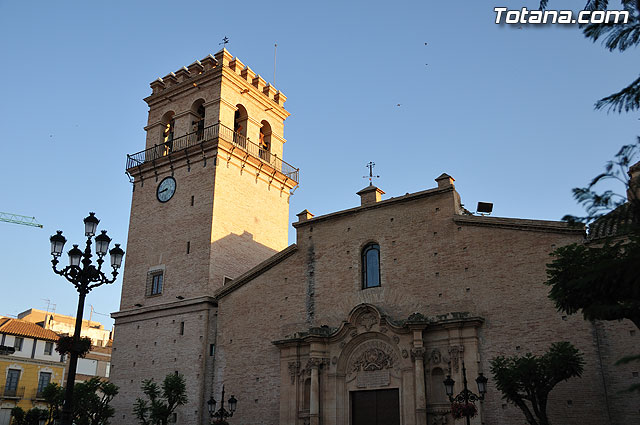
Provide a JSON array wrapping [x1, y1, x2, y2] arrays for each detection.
[[157, 177, 176, 203]]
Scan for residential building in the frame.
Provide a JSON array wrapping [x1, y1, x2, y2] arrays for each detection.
[[0, 318, 64, 425], [18, 309, 112, 383], [18, 309, 111, 347]]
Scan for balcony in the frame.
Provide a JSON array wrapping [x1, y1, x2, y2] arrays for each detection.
[[1, 386, 25, 399], [126, 123, 299, 182]]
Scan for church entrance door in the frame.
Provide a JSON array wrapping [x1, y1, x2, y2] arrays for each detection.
[[351, 388, 400, 425]]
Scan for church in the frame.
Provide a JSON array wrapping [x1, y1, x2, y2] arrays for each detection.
[[110, 49, 639, 425]]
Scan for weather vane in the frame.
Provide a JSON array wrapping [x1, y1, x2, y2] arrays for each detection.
[[363, 161, 380, 186], [220, 36, 229, 48]]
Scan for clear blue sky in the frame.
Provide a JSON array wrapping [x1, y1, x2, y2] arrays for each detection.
[[0, 1, 637, 329]]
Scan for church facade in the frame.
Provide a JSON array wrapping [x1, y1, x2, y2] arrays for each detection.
[[110, 50, 639, 425]]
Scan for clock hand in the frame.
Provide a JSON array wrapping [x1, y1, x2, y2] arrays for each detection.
[[159, 188, 168, 193]]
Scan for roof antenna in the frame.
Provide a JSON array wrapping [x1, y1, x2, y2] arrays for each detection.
[[219, 36, 229, 49], [273, 43, 277, 85], [363, 161, 380, 186]]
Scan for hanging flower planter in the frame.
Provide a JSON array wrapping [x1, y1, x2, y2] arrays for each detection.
[[55, 336, 92, 358], [451, 401, 478, 419]]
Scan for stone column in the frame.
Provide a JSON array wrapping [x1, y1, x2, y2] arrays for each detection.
[[412, 347, 427, 425], [246, 117, 262, 148], [308, 358, 322, 425]]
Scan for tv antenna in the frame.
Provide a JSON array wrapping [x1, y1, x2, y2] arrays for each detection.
[[42, 298, 56, 315], [363, 161, 380, 186]]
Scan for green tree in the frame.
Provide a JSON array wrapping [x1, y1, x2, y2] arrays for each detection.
[[10, 407, 47, 425], [546, 234, 640, 327], [545, 142, 640, 328], [133, 373, 187, 425], [42, 382, 64, 424], [39, 379, 118, 425], [9, 407, 25, 425], [540, 0, 640, 113], [73, 377, 119, 425], [490, 342, 585, 425]]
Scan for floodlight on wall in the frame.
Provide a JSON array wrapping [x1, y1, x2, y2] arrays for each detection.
[[476, 202, 493, 216]]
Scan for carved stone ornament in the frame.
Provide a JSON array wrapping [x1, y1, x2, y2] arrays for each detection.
[[393, 335, 400, 344], [332, 356, 338, 365], [431, 414, 448, 425], [380, 326, 388, 333], [448, 345, 464, 372], [306, 357, 329, 370], [288, 361, 300, 384], [358, 311, 378, 331], [428, 348, 449, 365], [351, 348, 393, 372], [350, 329, 358, 337], [402, 349, 409, 359], [411, 347, 425, 360]]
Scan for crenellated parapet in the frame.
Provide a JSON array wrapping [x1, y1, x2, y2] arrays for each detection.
[[148, 49, 287, 107]]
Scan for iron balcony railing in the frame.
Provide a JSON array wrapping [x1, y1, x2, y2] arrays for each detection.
[[126, 123, 299, 182], [1, 386, 25, 399]]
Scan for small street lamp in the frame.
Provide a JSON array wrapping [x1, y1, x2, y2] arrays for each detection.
[[443, 362, 488, 425], [49, 213, 124, 425], [207, 385, 238, 424]]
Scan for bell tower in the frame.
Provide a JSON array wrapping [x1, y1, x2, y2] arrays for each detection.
[[111, 49, 297, 425]]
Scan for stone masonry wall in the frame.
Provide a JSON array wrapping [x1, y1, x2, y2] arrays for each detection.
[[111, 300, 216, 425], [119, 157, 215, 310], [209, 153, 291, 289]]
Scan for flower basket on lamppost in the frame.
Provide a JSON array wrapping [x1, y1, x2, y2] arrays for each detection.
[[443, 362, 488, 425], [207, 385, 237, 425], [49, 213, 124, 425]]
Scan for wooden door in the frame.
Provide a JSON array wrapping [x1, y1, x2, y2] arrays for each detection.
[[351, 389, 400, 425]]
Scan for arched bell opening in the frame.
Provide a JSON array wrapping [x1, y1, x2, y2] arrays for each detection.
[[259, 120, 272, 163]]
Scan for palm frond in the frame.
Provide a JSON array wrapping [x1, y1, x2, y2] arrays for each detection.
[[583, 20, 640, 52], [615, 353, 640, 365], [585, 0, 610, 11], [595, 74, 640, 112]]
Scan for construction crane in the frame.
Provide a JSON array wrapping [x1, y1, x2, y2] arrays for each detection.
[[0, 212, 43, 228]]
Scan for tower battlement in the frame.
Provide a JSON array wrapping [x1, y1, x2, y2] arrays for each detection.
[[148, 49, 287, 106]]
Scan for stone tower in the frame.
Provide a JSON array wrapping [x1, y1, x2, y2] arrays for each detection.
[[110, 49, 297, 425]]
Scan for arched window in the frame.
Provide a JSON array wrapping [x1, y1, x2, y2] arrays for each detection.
[[303, 378, 311, 411], [191, 100, 206, 140], [362, 243, 381, 289], [259, 120, 272, 163], [233, 104, 248, 148], [430, 367, 447, 403], [161, 111, 175, 156]]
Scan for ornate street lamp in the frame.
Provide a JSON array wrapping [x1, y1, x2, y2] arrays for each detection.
[[443, 363, 488, 425], [49, 213, 124, 425], [208, 385, 238, 424]]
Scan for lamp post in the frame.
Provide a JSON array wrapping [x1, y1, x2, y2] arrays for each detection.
[[207, 385, 238, 424], [49, 213, 124, 425], [443, 362, 488, 425]]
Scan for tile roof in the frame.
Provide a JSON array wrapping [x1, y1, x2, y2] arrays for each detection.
[[588, 203, 639, 241], [0, 318, 59, 341]]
